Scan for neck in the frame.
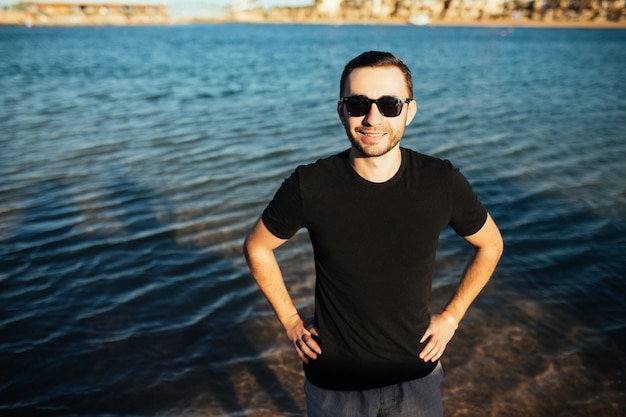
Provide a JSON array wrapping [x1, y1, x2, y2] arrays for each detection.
[[349, 146, 402, 183]]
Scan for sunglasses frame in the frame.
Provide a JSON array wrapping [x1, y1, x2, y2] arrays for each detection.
[[340, 96, 413, 118]]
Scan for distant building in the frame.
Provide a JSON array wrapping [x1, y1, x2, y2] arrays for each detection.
[[262, 0, 623, 23], [9, 1, 169, 25], [315, 0, 342, 17]]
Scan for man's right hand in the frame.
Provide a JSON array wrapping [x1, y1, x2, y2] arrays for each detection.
[[285, 314, 322, 364]]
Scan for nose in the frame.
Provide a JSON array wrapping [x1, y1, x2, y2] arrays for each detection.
[[363, 102, 385, 125]]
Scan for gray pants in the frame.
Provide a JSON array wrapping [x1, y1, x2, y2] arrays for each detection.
[[305, 362, 444, 417]]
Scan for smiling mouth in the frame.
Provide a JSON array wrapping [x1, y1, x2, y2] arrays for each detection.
[[358, 130, 386, 139]]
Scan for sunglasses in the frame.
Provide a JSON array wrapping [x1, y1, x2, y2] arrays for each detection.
[[341, 96, 413, 118]]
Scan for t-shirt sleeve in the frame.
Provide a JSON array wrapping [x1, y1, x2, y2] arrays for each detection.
[[449, 168, 488, 237], [261, 169, 305, 239]]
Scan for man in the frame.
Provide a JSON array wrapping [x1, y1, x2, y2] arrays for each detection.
[[244, 51, 503, 417]]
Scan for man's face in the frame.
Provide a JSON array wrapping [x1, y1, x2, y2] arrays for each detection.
[[338, 66, 417, 158]]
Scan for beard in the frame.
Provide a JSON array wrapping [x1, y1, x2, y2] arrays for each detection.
[[344, 124, 405, 158]]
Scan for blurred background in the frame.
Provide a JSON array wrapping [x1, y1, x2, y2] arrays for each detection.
[[1, 22, 625, 417], [1, 0, 624, 25]]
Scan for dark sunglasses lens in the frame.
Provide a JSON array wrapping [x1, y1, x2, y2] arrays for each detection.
[[346, 98, 370, 116], [344, 97, 405, 117], [378, 98, 402, 117]]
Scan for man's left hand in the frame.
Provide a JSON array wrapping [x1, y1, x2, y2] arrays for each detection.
[[418, 314, 456, 362]]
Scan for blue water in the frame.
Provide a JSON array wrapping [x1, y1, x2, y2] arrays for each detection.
[[1, 24, 625, 416]]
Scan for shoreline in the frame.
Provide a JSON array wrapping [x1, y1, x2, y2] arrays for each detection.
[[177, 17, 626, 29], [1, 10, 624, 29]]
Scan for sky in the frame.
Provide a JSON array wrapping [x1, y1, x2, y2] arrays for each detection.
[[1, 0, 314, 17]]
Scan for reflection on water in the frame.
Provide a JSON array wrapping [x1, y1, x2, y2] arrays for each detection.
[[0, 24, 625, 416]]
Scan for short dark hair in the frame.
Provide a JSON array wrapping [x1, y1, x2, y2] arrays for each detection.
[[339, 51, 413, 99]]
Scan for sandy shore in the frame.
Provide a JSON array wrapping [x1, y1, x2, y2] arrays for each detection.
[[422, 17, 626, 28], [176, 15, 626, 29], [1, 8, 625, 28]]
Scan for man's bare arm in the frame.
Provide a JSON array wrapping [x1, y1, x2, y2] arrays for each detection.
[[420, 213, 504, 362], [243, 218, 322, 363]]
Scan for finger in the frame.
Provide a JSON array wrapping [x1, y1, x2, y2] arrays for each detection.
[[421, 346, 437, 362], [423, 341, 446, 362], [296, 335, 320, 360], [419, 339, 438, 361], [430, 345, 444, 362], [420, 328, 432, 344], [302, 333, 322, 355], [294, 339, 309, 364]]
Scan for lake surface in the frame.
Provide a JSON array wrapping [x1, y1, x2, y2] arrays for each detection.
[[1, 24, 625, 416]]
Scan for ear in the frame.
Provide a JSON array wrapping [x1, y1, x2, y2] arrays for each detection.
[[337, 100, 347, 126], [405, 99, 417, 126]]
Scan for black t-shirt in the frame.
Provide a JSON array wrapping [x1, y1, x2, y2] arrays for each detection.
[[262, 147, 487, 391]]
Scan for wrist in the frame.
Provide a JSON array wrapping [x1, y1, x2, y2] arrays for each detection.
[[280, 311, 302, 329], [440, 310, 459, 330]]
